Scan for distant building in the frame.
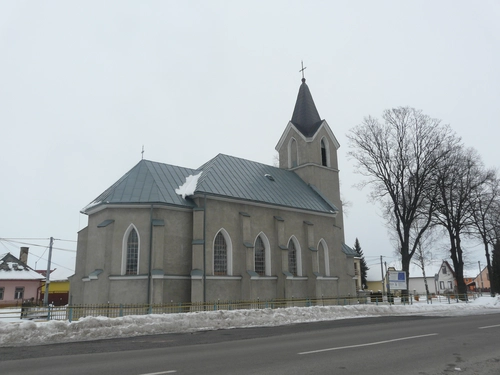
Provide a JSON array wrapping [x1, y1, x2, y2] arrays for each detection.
[[37, 269, 70, 306], [473, 266, 490, 292], [70, 78, 358, 305], [434, 261, 456, 295], [0, 248, 44, 307], [408, 276, 437, 296]]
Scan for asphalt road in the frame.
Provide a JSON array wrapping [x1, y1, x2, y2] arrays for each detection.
[[2, 313, 500, 375]]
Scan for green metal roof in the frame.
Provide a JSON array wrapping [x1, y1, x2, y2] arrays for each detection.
[[82, 154, 338, 215], [82, 160, 197, 213], [195, 154, 337, 213]]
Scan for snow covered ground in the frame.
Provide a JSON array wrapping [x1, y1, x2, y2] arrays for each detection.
[[1, 296, 499, 347]]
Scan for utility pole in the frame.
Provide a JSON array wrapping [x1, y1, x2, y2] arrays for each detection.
[[478, 261, 484, 296], [385, 261, 391, 303], [43, 237, 54, 306], [380, 256, 385, 295]]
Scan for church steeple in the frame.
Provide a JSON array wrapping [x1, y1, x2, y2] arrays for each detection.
[[276, 74, 342, 211], [290, 79, 323, 137]]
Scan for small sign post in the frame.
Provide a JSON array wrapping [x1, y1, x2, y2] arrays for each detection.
[[388, 270, 407, 290]]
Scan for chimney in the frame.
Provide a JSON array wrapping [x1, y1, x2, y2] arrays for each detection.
[[20, 247, 29, 264]]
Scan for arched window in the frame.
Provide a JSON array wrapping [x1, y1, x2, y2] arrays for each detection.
[[254, 232, 271, 276], [214, 229, 233, 276], [318, 239, 330, 276], [289, 138, 298, 168], [321, 138, 330, 167], [214, 232, 227, 275], [288, 240, 297, 276], [288, 236, 302, 277], [122, 225, 140, 275], [255, 236, 265, 276]]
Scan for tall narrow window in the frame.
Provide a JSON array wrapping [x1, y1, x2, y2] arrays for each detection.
[[288, 240, 297, 276], [214, 232, 227, 275], [126, 228, 139, 275], [289, 138, 298, 168], [318, 240, 330, 276], [321, 138, 328, 167], [255, 236, 265, 276], [0, 287, 4, 300], [318, 241, 325, 276]]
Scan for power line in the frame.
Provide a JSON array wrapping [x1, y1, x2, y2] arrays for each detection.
[[0, 239, 76, 252]]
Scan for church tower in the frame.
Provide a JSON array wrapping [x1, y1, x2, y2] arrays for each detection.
[[275, 77, 342, 219]]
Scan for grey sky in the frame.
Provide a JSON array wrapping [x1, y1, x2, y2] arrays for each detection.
[[1, 1, 499, 276]]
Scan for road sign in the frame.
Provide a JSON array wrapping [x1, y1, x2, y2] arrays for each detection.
[[388, 270, 407, 290]]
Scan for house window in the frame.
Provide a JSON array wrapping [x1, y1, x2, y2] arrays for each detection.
[[14, 287, 24, 300], [126, 228, 139, 275], [288, 240, 297, 276], [214, 232, 227, 275], [0, 287, 4, 300], [255, 236, 265, 276], [442, 266, 447, 274], [448, 281, 453, 289], [439, 281, 445, 289]]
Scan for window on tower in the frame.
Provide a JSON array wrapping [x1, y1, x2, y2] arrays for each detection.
[[321, 138, 328, 167]]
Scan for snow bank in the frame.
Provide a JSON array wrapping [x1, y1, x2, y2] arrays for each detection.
[[1, 297, 499, 347]]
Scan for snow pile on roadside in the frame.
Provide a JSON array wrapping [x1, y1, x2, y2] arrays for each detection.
[[1, 296, 499, 347]]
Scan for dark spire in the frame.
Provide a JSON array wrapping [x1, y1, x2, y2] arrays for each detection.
[[291, 79, 323, 137]]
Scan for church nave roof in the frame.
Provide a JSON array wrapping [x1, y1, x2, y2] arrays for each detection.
[[82, 154, 337, 215]]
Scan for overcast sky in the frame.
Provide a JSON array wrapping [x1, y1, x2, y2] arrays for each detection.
[[1, 1, 499, 278]]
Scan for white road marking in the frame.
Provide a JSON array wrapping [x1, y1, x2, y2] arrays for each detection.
[[139, 371, 177, 375], [479, 324, 500, 329], [298, 333, 439, 355]]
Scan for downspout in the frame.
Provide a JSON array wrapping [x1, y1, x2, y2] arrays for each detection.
[[147, 204, 153, 307], [203, 194, 207, 304]]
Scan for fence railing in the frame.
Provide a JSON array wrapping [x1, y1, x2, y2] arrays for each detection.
[[0, 293, 480, 322]]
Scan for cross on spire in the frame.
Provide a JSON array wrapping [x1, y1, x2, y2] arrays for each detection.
[[299, 61, 307, 81]]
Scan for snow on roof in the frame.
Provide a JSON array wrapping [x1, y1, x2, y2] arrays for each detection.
[[0, 253, 45, 280], [175, 172, 202, 199], [47, 268, 73, 281], [0, 264, 44, 280]]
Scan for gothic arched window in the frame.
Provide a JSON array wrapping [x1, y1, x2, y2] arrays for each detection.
[[126, 228, 139, 275], [255, 236, 265, 276], [214, 231, 228, 275], [318, 240, 330, 276], [321, 138, 329, 167], [288, 240, 297, 276], [289, 138, 298, 168]]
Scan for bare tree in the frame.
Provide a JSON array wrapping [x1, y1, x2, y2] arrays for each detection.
[[433, 146, 493, 298], [411, 221, 437, 300], [347, 107, 457, 295], [471, 171, 499, 295]]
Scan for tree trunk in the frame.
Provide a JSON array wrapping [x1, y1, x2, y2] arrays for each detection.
[[401, 248, 411, 300], [483, 242, 494, 296], [449, 236, 467, 299]]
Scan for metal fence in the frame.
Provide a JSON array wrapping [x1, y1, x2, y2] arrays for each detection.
[[0, 293, 480, 322]]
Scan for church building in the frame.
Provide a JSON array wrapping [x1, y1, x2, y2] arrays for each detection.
[[69, 78, 358, 305]]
